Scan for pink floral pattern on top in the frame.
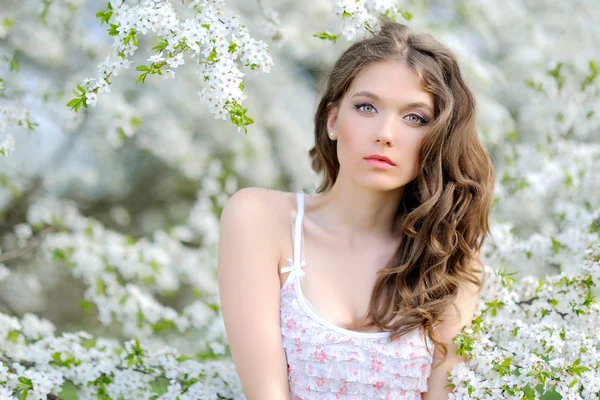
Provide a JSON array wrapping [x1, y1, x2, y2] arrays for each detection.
[[279, 193, 434, 400]]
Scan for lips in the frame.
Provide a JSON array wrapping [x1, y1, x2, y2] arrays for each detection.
[[364, 155, 395, 166], [364, 157, 395, 170]]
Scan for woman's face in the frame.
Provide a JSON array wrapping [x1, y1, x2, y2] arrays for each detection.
[[326, 61, 434, 192]]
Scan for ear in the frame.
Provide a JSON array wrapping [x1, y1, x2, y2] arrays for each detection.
[[326, 102, 339, 136]]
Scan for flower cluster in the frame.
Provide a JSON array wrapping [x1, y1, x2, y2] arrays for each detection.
[[0, 311, 245, 399], [449, 245, 600, 399], [320, 0, 411, 42], [69, 0, 274, 134], [0, 104, 38, 157], [310, 1, 412, 45], [0, 55, 38, 158], [25, 195, 225, 342]]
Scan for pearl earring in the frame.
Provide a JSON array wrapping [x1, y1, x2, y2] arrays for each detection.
[[328, 131, 334, 138]]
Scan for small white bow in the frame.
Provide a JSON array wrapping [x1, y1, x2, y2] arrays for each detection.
[[281, 257, 306, 278]]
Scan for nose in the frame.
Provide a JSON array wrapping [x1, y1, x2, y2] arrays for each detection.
[[373, 119, 394, 147], [374, 137, 393, 146]]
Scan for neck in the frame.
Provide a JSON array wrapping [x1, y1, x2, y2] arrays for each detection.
[[308, 180, 405, 244]]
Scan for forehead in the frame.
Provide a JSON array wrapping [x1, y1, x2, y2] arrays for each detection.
[[348, 61, 432, 106]]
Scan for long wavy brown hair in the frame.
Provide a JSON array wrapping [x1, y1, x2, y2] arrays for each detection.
[[308, 20, 495, 365]]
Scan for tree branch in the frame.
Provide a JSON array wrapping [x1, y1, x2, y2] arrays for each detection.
[[0, 227, 55, 263]]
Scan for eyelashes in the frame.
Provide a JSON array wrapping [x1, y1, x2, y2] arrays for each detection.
[[353, 102, 430, 125], [354, 102, 377, 114], [406, 114, 429, 124]]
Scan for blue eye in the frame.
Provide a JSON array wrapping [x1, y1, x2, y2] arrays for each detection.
[[354, 103, 430, 125], [406, 113, 429, 125], [354, 103, 377, 113]]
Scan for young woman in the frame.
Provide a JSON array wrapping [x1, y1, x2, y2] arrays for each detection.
[[218, 21, 495, 399]]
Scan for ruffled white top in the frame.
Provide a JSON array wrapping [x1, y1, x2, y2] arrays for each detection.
[[279, 192, 434, 399]]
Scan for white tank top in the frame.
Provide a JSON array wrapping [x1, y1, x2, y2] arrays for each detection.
[[279, 192, 434, 399]]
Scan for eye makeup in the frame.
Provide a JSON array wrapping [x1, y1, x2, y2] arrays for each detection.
[[353, 102, 430, 125]]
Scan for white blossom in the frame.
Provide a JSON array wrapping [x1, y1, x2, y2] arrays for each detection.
[[0, 0, 598, 398]]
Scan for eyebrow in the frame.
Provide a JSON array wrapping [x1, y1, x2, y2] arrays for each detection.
[[351, 90, 434, 114]]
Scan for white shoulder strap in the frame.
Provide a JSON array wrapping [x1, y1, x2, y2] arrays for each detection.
[[292, 192, 305, 266], [280, 192, 306, 275]]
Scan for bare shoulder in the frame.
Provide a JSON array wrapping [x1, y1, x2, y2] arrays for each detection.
[[219, 187, 296, 250], [221, 187, 294, 226]]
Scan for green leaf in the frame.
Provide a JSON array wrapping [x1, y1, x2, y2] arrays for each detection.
[[524, 79, 543, 91], [96, 10, 113, 26], [507, 130, 519, 141], [564, 171, 572, 189], [546, 62, 565, 90], [8, 330, 19, 343], [207, 48, 218, 63], [567, 358, 590, 377], [67, 97, 85, 112], [136, 65, 150, 71], [67, 98, 81, 108], [206, 302, 220, 313], [400, 10, 413, 21], [491, 357, 513, 377], [312, 32, 339, 44], [227, 100, 255, 134], [3, 18, 14, 29], [26, 120, 39, 132], [78, 299, 93, 313], [96, 278, 106, 295], [9, 57, 19, 72], [546, 62, 563, 79], [135, 72, 148, 84], [550, 236, 567, 255], [453, 333, 474, 356], [152, 37, 168, 53], [131, 116, 142, 128], [581, 60, 598, 90], [17, 376, 32, 385], [81, 339, 97, 350], [151, 318, 176, 333], [108, 23, 119, 36]]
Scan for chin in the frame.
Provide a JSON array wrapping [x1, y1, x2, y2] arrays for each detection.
[[356, 177, 407, 192]]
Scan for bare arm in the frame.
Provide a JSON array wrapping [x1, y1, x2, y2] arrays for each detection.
[[217, 187, 290, 399], [422, 257, 483, 400]]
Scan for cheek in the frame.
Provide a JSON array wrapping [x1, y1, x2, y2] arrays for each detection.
[[395, 134, 423, 178], [336, 116, 366, 156], [407, 137, 424, 176], [398, 130, 423, 155], [336, 135, 360, 166], [411, 137, 424, 160]]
